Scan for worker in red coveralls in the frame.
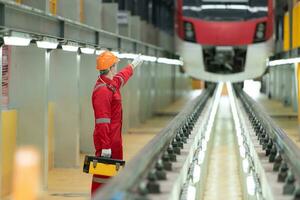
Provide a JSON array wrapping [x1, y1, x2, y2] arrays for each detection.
[[91, 51, 143, 195]]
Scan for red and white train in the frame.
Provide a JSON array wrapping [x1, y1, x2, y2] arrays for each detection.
[[175, 0, 274, 82]]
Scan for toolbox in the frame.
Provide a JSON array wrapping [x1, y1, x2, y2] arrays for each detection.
[[83, 155, 126, 176]]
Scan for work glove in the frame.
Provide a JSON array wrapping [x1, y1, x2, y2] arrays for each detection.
[[101, 149, 111, 158], [131, 54, 143, 69]]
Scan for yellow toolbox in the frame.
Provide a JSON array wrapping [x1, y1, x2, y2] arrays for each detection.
[[83, 155, 125, 176]]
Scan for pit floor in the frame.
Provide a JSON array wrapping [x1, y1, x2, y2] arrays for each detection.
[[42, 91, 201, 200], [4, 86, 300, 200]]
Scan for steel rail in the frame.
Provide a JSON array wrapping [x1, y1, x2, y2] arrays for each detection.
[[237, 89, 300, 181], [93, 88, 213, 200]]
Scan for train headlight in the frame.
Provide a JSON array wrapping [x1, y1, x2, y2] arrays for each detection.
[[184, 21, 196, 43], [254, 22, 266, 43]]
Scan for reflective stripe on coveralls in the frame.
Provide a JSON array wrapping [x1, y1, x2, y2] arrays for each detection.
[[92, 177, 109, 184], [93, 83, 107, 92], [115, 75, 125, 86], [95, 118, 111, 124]]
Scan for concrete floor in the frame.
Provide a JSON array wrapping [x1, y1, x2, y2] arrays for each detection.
[[42, 89, 300, 200], [41, 91, 201, 200], [5, 87, 299, 200], [203, 96, 242, 200]]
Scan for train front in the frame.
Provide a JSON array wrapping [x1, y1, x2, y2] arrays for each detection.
[[175, 0, 274, 82]]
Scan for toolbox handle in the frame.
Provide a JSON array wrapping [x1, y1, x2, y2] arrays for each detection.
[[93, 159, 97, 169]]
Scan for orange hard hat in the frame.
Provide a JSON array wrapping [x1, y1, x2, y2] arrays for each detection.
[[96, 51, 119, 71]]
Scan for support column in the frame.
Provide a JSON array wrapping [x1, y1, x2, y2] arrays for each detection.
[[49, 50, 80, 168], [296, 64, 300, 126], [79, 54, 97, 154]]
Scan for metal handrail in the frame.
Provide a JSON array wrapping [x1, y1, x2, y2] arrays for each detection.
[[93, 88, 213, 200], [238, 90, 300, 181]]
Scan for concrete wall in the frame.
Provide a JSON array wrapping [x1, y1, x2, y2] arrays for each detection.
[[82, 0, 102, 29], [101, 3, 118, 33], [263, 65, 298, 112], [118, 11, 132, 37], [130, 16, 142, 40], [57, 0, 80, 22], [1, 45, 189, 196], [158, 30, 175, 52], [49, 50, 80, 168], [9, 45, 49, 187], [17, 0, 49, 11]]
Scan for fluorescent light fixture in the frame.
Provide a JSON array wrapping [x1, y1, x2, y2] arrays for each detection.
[[81, 46, 95, 54], [96, 50, 105, 55], [187, 185, 196, 200], [62, 42, 79, 52], [36, 37, 58, 49], [192, 164, 201, 184], [118, 53, 138, 59], [111, 53, 157, 62], [4, 32, 31, 46], [247, 174, 256, 195], [111, 51, 120, 57], [268, 57, 300, 66], [157, 57, 183, 66], [183, 5, 268, 13], [141, 55, 157, 62]]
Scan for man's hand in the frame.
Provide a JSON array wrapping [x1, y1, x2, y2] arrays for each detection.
[[131, 54, 143, 69], [101, 149, 112, 158]]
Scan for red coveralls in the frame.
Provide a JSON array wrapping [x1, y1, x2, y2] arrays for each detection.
[[91, 65, 133, 195]]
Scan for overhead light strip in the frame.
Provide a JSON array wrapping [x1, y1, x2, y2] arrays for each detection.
[[268, 57, 300, 66], [1, 33, 182, 66], [182, 5, 268, 12], [4, 32, 32, 46], [36, 37, 59, 49], [80, 46, 95, 54]]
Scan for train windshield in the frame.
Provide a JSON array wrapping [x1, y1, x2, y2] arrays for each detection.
[[182, 0, 268, 21]]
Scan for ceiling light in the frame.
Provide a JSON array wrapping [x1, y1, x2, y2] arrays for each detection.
[[141, 55, 157, 62], [118, 53, 137, 59], [81, 46, 95, 54], [268, 57, 300, 66], [96, 49, 105, 55], [157, 57, 183, 66], [36, 37, 58, 49], [62, 42, 79, 52], [4, 32, 31, 46], [111, 51, 120, 57]]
